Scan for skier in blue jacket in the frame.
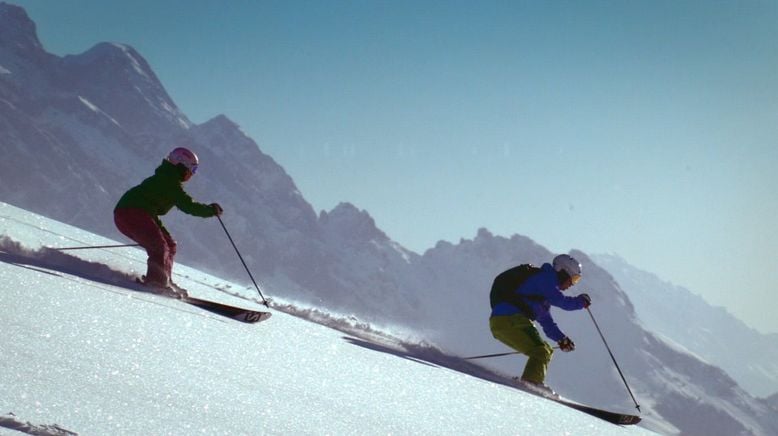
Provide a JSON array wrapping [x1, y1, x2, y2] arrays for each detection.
[[489, 254, 591, 396]]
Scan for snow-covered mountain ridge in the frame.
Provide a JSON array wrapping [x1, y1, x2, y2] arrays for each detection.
[[1, 3, 777, 434], [592, 253, 778, 398]]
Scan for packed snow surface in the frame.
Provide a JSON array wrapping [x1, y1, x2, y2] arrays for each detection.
[[0, 202, 652, 435]]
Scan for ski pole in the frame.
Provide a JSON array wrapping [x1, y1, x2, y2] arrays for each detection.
[[216, 215, 269, 307], [53, 243, 139, 251], [587, 307, 641, 412], [465, 346, 561, 360], [465, 351, 521, 360]]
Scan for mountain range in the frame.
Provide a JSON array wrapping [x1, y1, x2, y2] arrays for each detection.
[[1, 3, 776, 434], [592, 253, 778, 398]]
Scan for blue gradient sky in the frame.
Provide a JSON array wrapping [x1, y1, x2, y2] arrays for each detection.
[[14, 1, 778, 333]]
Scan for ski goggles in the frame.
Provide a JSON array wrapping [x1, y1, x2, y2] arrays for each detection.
[[189, 164, 198, 174], [570, 274, 582, 285]]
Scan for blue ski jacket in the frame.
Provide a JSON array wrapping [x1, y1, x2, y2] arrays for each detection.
[[490, 263, 587, 342]]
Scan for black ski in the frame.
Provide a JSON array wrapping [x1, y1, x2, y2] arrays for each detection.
[[511, 381, 641, 426], [182, 296, 271, 324], [135, 278, 271, 324], [550, 397, 641, 426]]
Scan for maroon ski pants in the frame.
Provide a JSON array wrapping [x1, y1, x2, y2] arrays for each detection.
[[114, 208, 176, 285]]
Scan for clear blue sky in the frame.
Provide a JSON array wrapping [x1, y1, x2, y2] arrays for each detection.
[[14, 1, 778, 333]]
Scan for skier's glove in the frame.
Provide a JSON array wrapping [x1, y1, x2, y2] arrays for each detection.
[[558, 337, 575, 352], [579, 293, 591, 308], [210, 203, 224, 216]]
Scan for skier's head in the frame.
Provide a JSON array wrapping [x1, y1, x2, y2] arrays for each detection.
[[553, 254, 582, 290], [167, 147, 199, 181]]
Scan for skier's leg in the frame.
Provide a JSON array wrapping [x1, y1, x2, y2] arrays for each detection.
[[160, 226, 177, 281], [521, 332, 553, 384], [114, 208, 170, 285], [489, 314, 554, 383]]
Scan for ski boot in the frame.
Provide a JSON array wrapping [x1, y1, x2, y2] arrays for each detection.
[[513, 377, 560, 399], [138, 276, 187, 299]]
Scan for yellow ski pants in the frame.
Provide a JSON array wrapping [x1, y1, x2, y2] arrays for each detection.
[[489, 314, 554, 384]]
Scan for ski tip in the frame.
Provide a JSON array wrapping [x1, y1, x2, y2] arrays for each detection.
[[245, 311, 272, 323], [620, 415, 642, 425]]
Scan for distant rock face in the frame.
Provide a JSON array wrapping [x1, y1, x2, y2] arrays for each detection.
[[0, 2, 45, 54], [2, 4, 778, 434], [59, 42, 190, 136], [0, 3, 55, 102], [593, 253, 778, 399], [767, 393, 778, 411], [320, 202, 389, 243]]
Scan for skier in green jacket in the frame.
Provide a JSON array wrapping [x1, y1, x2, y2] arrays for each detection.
[[114, 147, 222, 291]]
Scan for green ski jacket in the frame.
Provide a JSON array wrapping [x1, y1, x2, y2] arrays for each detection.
[[115, 160, 216, 223]]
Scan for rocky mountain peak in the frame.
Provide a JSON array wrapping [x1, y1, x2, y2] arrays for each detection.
[[196, 114, 247, 142], [204, 114, 237, 128], [75, 42, 152, 74], [319, 202, 389, 244], [58, 41, 190, 134], [0, 2, 43, 54]]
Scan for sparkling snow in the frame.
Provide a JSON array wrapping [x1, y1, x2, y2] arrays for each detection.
[[0, 202, 653, 435]]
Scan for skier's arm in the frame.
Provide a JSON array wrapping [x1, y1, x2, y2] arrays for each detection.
[[545, 288, 588, 311], [536, 311, 566, 342], [175, 189, 218, 217]]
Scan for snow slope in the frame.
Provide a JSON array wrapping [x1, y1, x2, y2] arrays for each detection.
[[0, 202, 653, 435]]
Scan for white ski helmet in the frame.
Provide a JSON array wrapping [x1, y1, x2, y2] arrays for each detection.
[[167, 147, 199, 173], [553, 254, 582, 281]]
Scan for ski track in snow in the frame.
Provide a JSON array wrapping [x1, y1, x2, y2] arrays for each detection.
[[0, 236, 139, 288]]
